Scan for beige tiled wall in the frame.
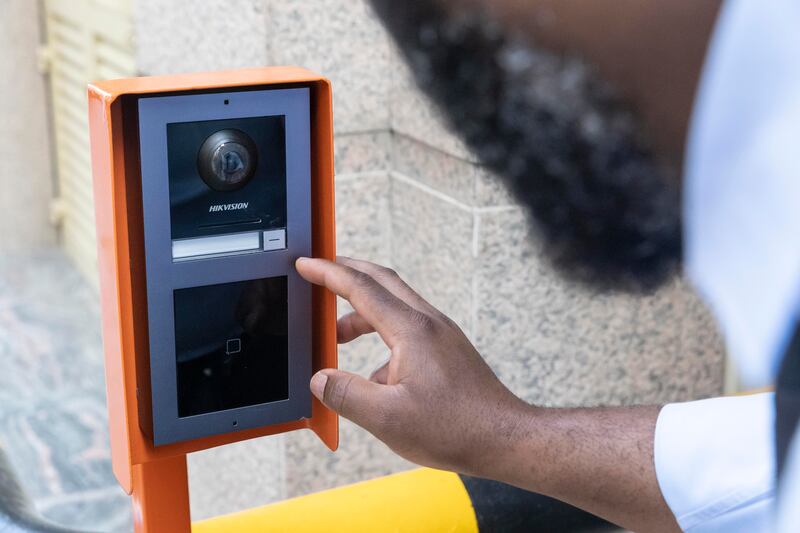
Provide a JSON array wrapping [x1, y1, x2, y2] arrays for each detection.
[[134, 0, 726, 518], [134, 0, 271, 75], [267, 0, 394, 134], [392, 57, 474, 161]]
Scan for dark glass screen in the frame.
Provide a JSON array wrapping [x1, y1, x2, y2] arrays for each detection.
[[167, 115, 287, 240], [174, 276, 289, 417]]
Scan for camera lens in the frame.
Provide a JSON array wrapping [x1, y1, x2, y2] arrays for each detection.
[[197, 129, 258, 191]]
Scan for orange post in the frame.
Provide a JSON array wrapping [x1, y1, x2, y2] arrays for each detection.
[[131, 455, 191, 533]]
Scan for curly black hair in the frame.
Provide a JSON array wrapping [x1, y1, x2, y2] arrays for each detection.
[[369, 1, 682, 293]]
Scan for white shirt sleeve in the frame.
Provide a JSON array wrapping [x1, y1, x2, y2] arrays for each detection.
[[654, 393, 776, 532]]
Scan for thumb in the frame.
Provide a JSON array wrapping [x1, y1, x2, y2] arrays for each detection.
[[310, 369, 388, 431]]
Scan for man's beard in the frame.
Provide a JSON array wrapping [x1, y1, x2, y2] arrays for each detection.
[[370, 1, 682, 293]]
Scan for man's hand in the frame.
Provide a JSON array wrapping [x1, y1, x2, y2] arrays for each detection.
[[296, 255, 527, 475], [296, 256, 680, 533]]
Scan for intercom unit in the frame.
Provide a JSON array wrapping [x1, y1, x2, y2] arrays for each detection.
[[138, 87, 314, 445], [88, 68, 337, 495]]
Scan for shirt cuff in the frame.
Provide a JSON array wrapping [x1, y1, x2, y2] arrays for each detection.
[[654, 393, 776, 532]]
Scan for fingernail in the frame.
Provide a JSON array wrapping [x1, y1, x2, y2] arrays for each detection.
[[310, 372, 328, 400], [296, 256, 310, 263]]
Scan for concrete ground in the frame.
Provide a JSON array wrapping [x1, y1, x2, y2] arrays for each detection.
[[0, 249, 132, 531]]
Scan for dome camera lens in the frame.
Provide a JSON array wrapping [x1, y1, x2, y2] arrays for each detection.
[[214, 143, 247, 183], [198, 129, 258, 191]]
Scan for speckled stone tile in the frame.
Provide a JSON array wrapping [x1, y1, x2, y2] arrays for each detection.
[[391, 54, 474, 161], [622, 278, 725, 404], [0, 250, 132, 531], [473, 208, 725, 408], [389, 174, 475, 335], [475, 167, 517, 208], [334, 173, 391, 264], [134, 0, 270, 75], [392, 133, 516, 208], [334, 131, 392, 176], [268, 0, 393, 134], [188, 435, 285, 520], [392, 133, 475, 206]]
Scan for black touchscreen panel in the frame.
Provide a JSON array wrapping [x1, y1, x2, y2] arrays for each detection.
[[167, 116, 287, 240], [174, 276, 289, 417]]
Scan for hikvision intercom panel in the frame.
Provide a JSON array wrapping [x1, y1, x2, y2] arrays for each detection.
[[89, 68, 337, 492], [137, 88, 312, 446]]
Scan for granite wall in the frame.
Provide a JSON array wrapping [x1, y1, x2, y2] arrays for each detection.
[[133, 0, 726, 521]]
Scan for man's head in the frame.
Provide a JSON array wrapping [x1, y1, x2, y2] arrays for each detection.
[[370, 1, 683, 293]]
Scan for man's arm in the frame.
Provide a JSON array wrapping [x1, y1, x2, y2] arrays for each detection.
[[496, 405, 674, 532], [296, 257, 679, 533]]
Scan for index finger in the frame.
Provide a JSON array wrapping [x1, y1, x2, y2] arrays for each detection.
[[295, 257, 416, 348]]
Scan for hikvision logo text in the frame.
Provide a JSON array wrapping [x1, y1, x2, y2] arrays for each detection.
[[208, 202, 249, 213]]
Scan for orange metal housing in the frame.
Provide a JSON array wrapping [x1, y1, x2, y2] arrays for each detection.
[[87, 68, 338, 501]]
